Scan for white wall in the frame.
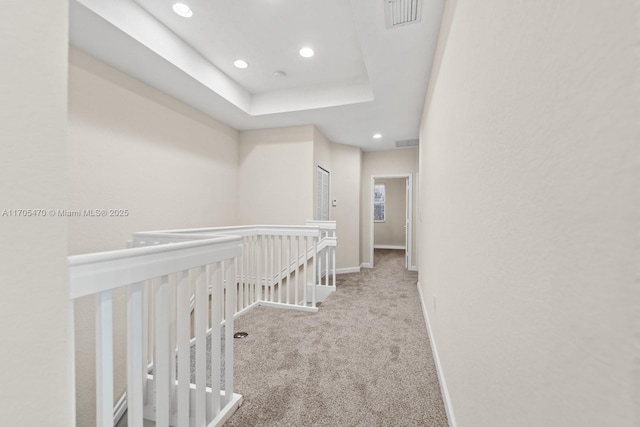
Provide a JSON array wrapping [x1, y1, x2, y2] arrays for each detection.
[[418, 1, 639, 425], [238, 126, 314, 225], [330, 143, 362, 270], [373, 178, 406, 248], [68, 49, 240, 425], [361, 148, 419, 267], [0, 1, 72, 425]]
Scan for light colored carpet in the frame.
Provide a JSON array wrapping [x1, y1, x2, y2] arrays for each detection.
[[224, 249, 448, 426], [118, 250, 447, 426]]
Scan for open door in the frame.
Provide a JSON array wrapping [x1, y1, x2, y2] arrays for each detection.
[[405, 177, 410, 269], [370, 174, 412, 270]]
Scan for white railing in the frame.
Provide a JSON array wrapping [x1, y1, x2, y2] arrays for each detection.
[[70, 221, 337, 427], [131, 222, 338, 315], [306, 221, 337, 293], [69, 235, 244, 427]]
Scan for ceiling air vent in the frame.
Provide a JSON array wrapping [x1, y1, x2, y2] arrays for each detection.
[[396, 138, 419, 148], [384, 0, 422, 29]]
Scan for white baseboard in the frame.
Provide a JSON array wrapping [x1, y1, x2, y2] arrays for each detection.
[[144, 376, 242, 426], [335, 266, 361, 274], [233, 301, 260, 320], [114, 392, 127, 425], [305, 284, 336, 303], [259, 300, 319, 313], [373, 245, 405, 250], [416, 283, 457, 427], [408, 265, 418, 272], [209, 392, 243, 426], [360, 262, 372, 269]]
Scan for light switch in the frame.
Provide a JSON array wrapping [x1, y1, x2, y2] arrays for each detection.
[[332, 199, 337, 207]]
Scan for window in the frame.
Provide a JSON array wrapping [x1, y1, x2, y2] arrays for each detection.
[[374, 183, 385, 222]]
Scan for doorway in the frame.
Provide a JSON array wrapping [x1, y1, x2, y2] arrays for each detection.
[[370, 174, 412, 269]]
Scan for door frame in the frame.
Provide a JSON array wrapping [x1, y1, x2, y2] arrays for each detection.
[[370, 174, 413, 269]]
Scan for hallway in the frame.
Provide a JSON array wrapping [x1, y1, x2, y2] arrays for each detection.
[[225, 249, 447, 426], [7, 1, 637, 425]]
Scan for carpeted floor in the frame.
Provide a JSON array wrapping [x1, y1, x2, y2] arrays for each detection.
[[224, 249, 448, 426]]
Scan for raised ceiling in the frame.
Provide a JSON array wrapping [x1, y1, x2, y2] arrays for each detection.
[[69, 0, 445, 151], [135, 0, 370, 94]]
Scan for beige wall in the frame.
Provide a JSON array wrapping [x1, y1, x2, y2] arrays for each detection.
[[373, 178, 406, 248], [315, 128, 363, 271], [237, 125, 362, 271], [68, 49, 240, 425], [238, 126, 314, 225], [330, 143, 362, 270], [68, 49, 240, 254], [418, 1, 639, 426], [0, 1, 72, 425], [361, 148, 419, 268]]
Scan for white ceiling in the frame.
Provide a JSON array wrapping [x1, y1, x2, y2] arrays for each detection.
[[135, 0, 370, 94], [69, 0, 445, 151]]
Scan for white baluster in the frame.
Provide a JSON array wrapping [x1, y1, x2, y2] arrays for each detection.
[[303, 237, 308, 305], [148, 279, 155, 368], [312, 238, 318, 307], [256, 235, 262, 302], [246, 236, 251, 306], [263, 235, 267, 301], [194, 266, 207, 426], [332, 245, 336, 287], [278, 235, 283, 304], [225, 259, 235, 405], [155, 276, 170, 427], [169, 274, 177, 413], [325, 243, 329, 287], [287, 235, 291, 305], [96, 290, 114, 427], [176, 271, 190, 427], [176, 271, 191, 426], [238, 240, 244, 312], [295, 235, 299, 305], [210, 262, 222, 416], [127, 283, 144, 427], [243, 237, 249, 308], [141, 280, 150, 404], [251, 235, 256, 304], [269, 235, 274, 302]]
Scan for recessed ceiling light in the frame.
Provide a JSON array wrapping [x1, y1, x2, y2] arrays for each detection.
[[299, 47, 315, 58], [373, 133, 382, 139], [172, 3, 193, 18], [233, 59, 249, 69]]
